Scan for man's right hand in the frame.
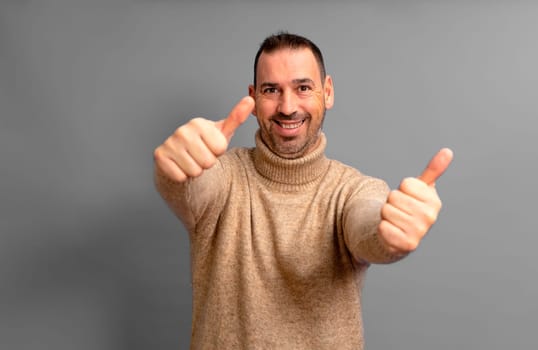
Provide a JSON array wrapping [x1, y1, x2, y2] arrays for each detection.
[[154, 96, 255, 182]]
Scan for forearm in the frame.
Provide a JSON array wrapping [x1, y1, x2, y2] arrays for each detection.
[[154, 165, 196, 230], [343, 178, 407, 265], [344, 198, 407, 264], [154, 158, 228, 231]]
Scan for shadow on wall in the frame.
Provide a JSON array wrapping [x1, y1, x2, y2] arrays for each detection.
[[2, 193, 192, 350]]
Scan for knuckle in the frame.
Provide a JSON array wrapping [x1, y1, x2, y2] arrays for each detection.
[[189, 166, 203, 178], [399, 177, 414, 192], [153, 148, 173, 172], [176, 118, 205, 138], [380, 204, 390, 220], [212, 137, 228, 155], [415, 221, 429, 236], [406, 238, 419, 252], [378, 219, 391, 234], [387, 190, 398, 204], [162, 138, 178, 156], [189, 118, 207, 132], [198, 154, 216, 169], [424, 208, 439, 224], [377, 228, 395, 252], [153, 147, 163, 161], [189, 117, 205, 126], [172, 172, 187, 183], [173, 125, 190, 141], [435, 197, 443, 211]]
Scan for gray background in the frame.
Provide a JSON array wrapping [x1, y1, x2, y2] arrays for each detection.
[[1, 0, 536, 349]]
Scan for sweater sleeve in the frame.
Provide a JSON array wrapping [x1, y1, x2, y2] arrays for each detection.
[[342, 177, 407, 265], [154, 155, 230, 232]]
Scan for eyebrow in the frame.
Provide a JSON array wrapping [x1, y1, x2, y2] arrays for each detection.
[[292, 78, 315, 85], [259, 78, 316, 89], [260, 82, 278, 89]]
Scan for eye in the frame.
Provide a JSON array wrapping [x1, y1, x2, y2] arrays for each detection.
[[262, 87, 278, 94], [297, 85, 313, 95]]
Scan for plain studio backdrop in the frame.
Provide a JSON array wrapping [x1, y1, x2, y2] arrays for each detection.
[[1, 0, 536, 349]]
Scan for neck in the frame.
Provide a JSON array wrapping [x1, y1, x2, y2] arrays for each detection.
[[251, 130, 330, 188]]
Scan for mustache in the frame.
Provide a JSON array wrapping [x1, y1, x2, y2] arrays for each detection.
[[271, 112, 311, 120]]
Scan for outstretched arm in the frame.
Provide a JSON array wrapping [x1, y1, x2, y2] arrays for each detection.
[[153, 96, 255, 229]]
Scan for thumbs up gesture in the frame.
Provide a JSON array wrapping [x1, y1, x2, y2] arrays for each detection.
[[378, 148, 454, 255], [154, 96, 255, 182]]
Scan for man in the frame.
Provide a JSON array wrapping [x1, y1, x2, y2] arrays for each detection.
[[154, 32, 453, 349]]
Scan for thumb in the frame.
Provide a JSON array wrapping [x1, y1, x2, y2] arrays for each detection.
[[219, 96, 255, 140], [418, 148, 454, 186]]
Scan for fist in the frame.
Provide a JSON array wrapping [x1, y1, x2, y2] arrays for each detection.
[[154, 96, 255, 182], [378, 148, 454, 255]]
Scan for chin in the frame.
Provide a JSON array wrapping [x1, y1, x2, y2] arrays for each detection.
[[275, 143, 310, 159]]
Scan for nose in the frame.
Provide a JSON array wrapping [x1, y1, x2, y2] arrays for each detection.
[[277, 89, 297, 116]]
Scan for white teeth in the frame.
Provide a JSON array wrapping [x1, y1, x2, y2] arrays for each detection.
[[279, 121, 303, 129]]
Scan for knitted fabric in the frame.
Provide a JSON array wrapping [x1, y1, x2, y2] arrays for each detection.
[[155, 131, 401, 349]]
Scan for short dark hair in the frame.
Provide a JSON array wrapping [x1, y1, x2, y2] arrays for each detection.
[[253, 32, 326, 87]]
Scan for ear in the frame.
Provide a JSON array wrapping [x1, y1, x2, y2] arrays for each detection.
[[324, 75, 334, 110], [248, 84, 257, 116]]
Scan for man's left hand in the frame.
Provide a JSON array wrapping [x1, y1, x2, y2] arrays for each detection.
[[378, 148, 454, 255]]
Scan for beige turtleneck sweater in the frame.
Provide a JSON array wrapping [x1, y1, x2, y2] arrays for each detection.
[[155, 131, 401, 350]]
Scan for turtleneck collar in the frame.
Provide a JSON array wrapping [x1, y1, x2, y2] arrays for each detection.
[[251, 130, 331, 187]]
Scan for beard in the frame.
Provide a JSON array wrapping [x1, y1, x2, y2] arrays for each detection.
[[262, 110, 326, 159]]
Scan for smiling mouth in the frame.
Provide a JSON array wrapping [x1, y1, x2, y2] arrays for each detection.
[[273, 119, 305, 129]]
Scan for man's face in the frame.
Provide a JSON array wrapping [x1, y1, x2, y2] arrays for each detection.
[[249, 48, 334, 159]]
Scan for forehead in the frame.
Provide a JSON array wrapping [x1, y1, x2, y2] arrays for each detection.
[[256, 48, 321, 84]]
